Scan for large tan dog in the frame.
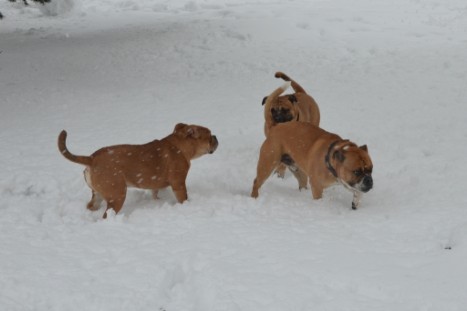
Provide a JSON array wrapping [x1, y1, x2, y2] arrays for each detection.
[[262, 72, 320, 136], [251, 122, 373, 209], [58, 123, 218, 218]]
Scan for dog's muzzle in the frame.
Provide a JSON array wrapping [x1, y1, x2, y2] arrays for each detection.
[[209, 135, 218, 154], [360, 175, 373, 193], [271, 109, 293, 123]]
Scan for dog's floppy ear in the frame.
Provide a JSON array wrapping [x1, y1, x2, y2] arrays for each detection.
[[359, 145, 368, 152], [333, 150, 346, 162], [186, 126, 200, 138], [262, 96, 268, 106], [288, 95, 297, 104], [174, 123, 200, 138]]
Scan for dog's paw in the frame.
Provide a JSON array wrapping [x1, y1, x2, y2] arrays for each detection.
[[275, 165, 287, 179], [275, 171, 285, 179]]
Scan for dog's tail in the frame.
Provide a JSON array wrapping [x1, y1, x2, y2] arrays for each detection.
[[275, 72, 307, 94], [58, 130, 92, 166]]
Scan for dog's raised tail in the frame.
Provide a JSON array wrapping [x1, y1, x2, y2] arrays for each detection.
[[58, 130, 92, 166], [275, 71, 306, 94], [264, 81, 290, 105]]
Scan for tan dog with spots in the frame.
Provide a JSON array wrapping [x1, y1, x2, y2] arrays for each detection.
[[58, 123, 218, 218]]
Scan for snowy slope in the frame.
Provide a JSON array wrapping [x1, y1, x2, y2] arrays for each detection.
[[1, 0, 466, 310]]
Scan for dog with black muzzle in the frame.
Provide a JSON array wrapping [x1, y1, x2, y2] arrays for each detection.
[[251, 122, 373, 209], [262, 72, 320, 136], [262, 72, 320, 180]]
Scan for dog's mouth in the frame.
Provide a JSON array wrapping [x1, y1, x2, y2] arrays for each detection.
[[341, 175, 373, 193]]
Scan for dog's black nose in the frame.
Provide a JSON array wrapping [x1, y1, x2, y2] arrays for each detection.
[[273, 114, 292, 123], [361, 175, 373, 192], [271, 109, 293, 123], [209, 135, 218, 154]]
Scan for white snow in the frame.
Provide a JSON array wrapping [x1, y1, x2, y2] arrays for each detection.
[[1, 0, 466, 310]]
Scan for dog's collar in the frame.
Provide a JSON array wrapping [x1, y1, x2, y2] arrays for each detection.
[[325, 139, 349, 178]]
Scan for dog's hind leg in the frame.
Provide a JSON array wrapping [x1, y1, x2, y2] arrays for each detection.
[[102, 185, 127, 218], [87, 191, 103, 211], [152, 189, 160, 200], [251, 144, 281, 198]]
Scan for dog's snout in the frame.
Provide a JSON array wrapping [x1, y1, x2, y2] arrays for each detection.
[[209, 135, 218, 154], [363, 175, 372, 186], [272, 110, 293, 123], [271, 108, 293, 123], [361, 175, 373, 192]]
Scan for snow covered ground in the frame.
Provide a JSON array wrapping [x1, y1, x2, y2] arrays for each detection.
[[1, 0, 466, 310]]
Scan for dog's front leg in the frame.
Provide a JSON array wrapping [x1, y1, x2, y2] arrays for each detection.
[[310, 176, 324, 200], [171, 182, 188, 203], [351, 191, 362, 210]]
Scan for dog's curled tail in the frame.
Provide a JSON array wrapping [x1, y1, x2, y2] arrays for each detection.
[[58, 130, 92, 166], [275, 71, 306, 94]]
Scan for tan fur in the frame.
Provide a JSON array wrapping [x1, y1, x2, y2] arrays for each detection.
[[263, 72, 320, 136], [58, 123, 218, 218], [251, 122, 373, 209], [263, 72, 321, 179]]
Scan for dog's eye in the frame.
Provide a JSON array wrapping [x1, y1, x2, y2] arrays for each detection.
[[353, 170, 363, 177]]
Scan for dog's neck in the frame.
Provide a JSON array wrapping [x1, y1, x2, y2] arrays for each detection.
[[325, 139, 354, 178], [325, 140, 342, 178], [164, 135, 197, 161]]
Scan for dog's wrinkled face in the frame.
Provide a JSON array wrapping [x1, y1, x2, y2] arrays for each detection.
[[263, 95, 298, 124], [333, 144, 373, 193], [174, 124, 218, 159]]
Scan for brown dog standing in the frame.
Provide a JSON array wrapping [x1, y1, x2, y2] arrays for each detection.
[[262, 72, 320, 179], [58, 123, 218, 218], [251, 122, 373, 209], [262, 72, 320, 136]]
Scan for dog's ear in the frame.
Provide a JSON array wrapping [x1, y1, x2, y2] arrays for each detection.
[[333, 150, 346, 162], [186, 126, 200, 138], [288, 95, 297, 104], [359, 145, 368, 152], [174, 123, 188, 134], [262, 96, 268, 106], [174, 124, 200, 138]]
